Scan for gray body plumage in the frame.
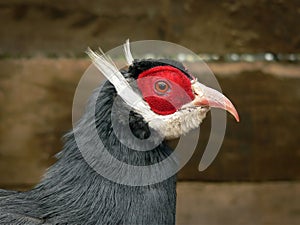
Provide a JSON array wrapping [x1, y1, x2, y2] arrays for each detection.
[[0, 80, 176, 224]]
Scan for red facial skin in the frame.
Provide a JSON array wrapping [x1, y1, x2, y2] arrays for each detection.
[[137, 66, 195, 115]]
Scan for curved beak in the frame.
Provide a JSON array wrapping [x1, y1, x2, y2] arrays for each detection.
[[190, 82, 240, 122]]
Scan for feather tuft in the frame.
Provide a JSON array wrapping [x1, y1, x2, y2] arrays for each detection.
[[123, 39, 134, 65], [86, 47, 153, 120]]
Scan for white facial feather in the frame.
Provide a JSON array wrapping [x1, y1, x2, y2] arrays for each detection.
[[148, 107, 208, 139]]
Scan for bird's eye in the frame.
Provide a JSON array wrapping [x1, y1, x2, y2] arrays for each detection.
[[154, 80, 170, 94]]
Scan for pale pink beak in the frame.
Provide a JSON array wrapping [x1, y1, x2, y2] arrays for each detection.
[[191, 82, 240, 122]]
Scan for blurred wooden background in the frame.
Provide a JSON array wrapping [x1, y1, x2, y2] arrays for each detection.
[[0, 1, 299, 224], [1, 0, 300, 187], [0, 59, 299, 188], [0, 0, 299, 56]]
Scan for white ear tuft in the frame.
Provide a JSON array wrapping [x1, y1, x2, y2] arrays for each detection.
[[86, 47, 127, 94], [86, 47, 154, 120], [123, 39, 134, 65]]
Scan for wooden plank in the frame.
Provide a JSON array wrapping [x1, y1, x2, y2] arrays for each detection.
[[0, 1, 299, 56], [0, 59, 299, 187]]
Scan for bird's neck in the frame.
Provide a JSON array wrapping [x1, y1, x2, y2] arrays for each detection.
[[30, 82, 177, 224]]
